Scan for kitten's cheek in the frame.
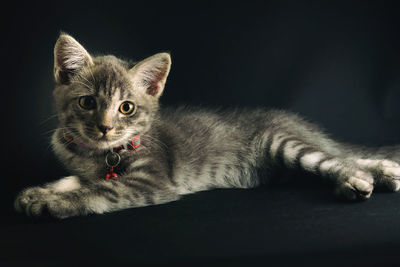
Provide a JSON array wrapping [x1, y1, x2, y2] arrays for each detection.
[[77, 126, 95, 141]]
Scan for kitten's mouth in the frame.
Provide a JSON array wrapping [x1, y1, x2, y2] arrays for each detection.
[[68, 127, 134, 150], [73, 129, 121, 150], [95, 135, 111, 141]]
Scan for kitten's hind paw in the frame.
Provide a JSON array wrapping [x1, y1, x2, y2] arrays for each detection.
[[334, 175, 374, 201], [374, 160, 400, 192]]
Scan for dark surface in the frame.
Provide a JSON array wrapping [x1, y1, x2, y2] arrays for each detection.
[[3, 177, 400, 266], [3, 1, 400, 266]]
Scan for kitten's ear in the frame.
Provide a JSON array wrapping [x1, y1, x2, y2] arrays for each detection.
[[54, 34, 93, 85], [129, 53, 171, 97]]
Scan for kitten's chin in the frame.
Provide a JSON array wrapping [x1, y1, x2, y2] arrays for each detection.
[[78, 131, 123, 150], [87, 138, 122, 150]]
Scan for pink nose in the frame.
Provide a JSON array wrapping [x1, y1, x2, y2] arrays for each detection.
[[97, 124, 114, 135]]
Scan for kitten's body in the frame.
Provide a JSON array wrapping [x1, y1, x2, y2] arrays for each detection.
[[15, 34, 400, 219]]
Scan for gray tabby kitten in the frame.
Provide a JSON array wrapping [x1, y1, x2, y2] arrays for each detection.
[[15, 34, 400, 219]]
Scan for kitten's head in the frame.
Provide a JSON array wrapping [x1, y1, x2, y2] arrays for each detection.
[[53, 33, 171, 150]]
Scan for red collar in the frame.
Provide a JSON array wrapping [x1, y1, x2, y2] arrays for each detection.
[[111, 136, 141, 151], [64, 135, 141, 151], [64, 134, 141, 181]]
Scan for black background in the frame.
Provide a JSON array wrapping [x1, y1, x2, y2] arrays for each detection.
[[2, 1, 400, 266]]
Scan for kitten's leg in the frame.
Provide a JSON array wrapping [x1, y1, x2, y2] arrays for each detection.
[[15, 175, 179, 219], [15, 176, 82, 217], [265, 132, 399, 200]]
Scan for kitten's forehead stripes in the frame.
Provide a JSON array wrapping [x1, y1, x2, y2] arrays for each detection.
[[83, 62, 132, 100]]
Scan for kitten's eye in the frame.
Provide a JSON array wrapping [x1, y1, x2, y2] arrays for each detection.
[[119, 101, 136, 115], [79, 96, 96, 110]]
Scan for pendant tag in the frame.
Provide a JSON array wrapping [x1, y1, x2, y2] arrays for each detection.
[[105, 151, 121, 180]]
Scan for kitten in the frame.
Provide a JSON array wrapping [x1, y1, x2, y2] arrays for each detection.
[[15, 34, 400, 219]]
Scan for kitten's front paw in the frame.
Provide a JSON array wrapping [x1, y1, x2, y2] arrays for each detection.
[[14, 187, 76, 219], [14, 186, 51, 217]]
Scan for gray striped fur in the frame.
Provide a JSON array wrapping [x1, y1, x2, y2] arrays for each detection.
[[15, 34, 400, 219]]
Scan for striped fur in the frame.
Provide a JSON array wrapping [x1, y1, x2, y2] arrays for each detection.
[[15, 34, 400, 219]]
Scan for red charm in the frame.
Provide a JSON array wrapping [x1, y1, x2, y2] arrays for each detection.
[[105, 167, 118, 180]]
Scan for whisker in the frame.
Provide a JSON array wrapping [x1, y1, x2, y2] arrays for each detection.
[[41, 126, 75, 136], [39, 114, 58, 125]]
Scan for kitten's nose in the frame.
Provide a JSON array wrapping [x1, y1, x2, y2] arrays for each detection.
[[97, 124, 114, 135]]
